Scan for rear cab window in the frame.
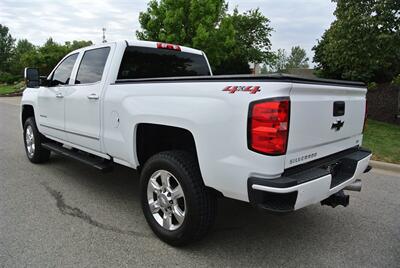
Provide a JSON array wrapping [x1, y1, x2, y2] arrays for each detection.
[[117, 46, 211, 80]]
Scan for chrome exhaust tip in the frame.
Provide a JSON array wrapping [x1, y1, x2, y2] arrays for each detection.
[[344, 179, 362, 192]]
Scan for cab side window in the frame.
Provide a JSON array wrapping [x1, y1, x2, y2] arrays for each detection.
[[51, 53, 78, 86], [75, 47, 110, 84]]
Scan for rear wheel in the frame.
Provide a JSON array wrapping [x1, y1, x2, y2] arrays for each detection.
[[140, 151, 216, 246], [23, 117, 50, 163]]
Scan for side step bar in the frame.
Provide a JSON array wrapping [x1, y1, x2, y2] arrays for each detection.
[[42, 142, 113, 172]]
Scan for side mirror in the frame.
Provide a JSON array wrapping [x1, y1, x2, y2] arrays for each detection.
[[40, 76, 50, 87], [24, 68, 40, 88]]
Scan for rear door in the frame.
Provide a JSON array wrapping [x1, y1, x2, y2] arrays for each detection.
[[37, 53, 79, 141], [285, 83, 367, 168], [64, 45, 112, 152]]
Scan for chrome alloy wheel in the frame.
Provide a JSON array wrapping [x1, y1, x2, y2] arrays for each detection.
[[25, 125, 35, 158], [147, 170, 186, 231]]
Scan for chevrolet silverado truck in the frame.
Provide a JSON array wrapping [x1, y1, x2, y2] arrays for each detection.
[[21, 40, 372, 246]]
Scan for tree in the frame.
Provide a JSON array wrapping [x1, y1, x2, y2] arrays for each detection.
[[136, 0, 274, 74], [212, 8, 274, 74], [34, 38, 69, 75], [313, 0, 400, 83], [269, 49, 288, 72], [65, 40, 93, 51], [227, 8, 274, 64], [267, 46, 309, 73], [0, 23, 93, 82], [0, 24, 15, 73], [23, 38, 93, 76], [10, 39, 36, 76], [260, 64, 269, 74], [137, 0, 235, 72], [286, 46, 309, 69]]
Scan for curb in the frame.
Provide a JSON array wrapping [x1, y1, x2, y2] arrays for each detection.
[[0, 91, 23, 97], [370, 160, 400, 174]]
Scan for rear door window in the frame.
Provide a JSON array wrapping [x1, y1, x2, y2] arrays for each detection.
[[117, 46, 210, 79], [75, 47, 110, 84]]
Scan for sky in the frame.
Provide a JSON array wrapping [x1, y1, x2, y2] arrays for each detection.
[[0, 0, 336, 63]]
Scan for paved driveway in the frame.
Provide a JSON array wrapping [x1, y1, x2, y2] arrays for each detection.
[[0, 98, 399, 267]]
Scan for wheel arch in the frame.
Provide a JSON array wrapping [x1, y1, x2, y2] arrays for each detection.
[[21, 104, 35, 127], [134, 123, 224, 198], [135, 123, 198, 167]]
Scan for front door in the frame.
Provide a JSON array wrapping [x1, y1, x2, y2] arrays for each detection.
[[64, 46, 111, 152], [37, 53, 79, 141]]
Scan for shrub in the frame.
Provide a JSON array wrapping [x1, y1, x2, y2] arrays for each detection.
[[391, 74, 400, 87], [367, 82, 378, 91], [0, 72, 21, 84]]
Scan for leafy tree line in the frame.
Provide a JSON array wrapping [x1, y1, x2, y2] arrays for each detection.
[[2, 0, 399, 85], [0, 24, 92, 83], [137, 0, 399, 83], [313, 0, 400, 84]]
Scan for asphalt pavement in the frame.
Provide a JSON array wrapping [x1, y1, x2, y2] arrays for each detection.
[[0, 97, 399, 267]]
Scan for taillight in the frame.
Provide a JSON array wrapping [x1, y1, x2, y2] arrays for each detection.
[[363, 100, 368, 132], [157, 42, 181, 51], [248, 97, 290, 155]]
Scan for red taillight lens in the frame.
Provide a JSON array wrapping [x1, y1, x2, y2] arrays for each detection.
[[157, 42, 181, 51], [248, 98, 290, 155], [363, 100, 368, 132]]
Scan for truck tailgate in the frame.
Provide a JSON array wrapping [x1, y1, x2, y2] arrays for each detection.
[[285, 83, 367, 168]]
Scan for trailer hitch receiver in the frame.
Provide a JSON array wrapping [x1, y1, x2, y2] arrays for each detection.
[[321, 190, 349, 208]]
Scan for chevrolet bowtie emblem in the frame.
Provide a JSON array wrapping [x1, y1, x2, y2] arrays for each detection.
[[331, 120, 344, 131]]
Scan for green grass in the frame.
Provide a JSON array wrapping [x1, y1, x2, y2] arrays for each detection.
[[363, 119, 400, 164], [0, 82, 24, 95], [0, 84, 17, 95]]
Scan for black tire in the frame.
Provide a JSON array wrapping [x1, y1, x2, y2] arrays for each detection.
[[140, 150, 217, 246], [23, 117, 51, 163]]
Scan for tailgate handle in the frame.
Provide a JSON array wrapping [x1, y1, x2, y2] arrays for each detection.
[[333, 101, 345, 116]]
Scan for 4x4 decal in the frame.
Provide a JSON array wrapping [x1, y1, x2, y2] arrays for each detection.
[[222, 86, 261, 94]]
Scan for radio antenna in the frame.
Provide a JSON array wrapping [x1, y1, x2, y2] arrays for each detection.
[[102, 28, 107, 43]]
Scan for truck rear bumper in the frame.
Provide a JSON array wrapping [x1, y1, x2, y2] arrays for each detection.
[[247, 147, 372, 212]]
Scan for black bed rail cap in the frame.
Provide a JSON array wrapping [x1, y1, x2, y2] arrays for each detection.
[[115, 73, 366, 88]]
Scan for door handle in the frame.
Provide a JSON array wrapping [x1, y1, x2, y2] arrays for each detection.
[[87, 93, 99, 100], [56, 92, 63, 98]]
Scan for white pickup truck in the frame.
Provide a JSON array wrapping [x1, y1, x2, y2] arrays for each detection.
[[21, 40, 372, 246]]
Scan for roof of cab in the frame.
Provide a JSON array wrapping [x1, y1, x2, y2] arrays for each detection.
[[64, 40, 204, 58], [126, 40, 204, 55]]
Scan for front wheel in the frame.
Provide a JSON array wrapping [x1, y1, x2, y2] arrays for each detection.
[[23, 117, 50, 163], [140, 151, 216, 246]]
